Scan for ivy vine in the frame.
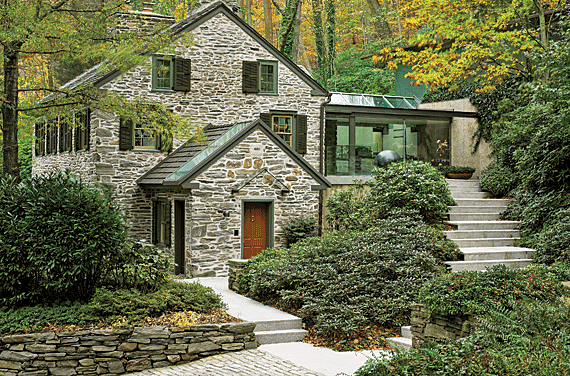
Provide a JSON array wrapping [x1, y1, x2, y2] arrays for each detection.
[[422, 77, 523, 152]]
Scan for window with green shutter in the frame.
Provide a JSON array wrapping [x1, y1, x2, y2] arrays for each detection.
[[59, 119, 72, 153], [242, 60, 278, 95], [260, 112, 307, 154], [35, 121, 46, 156], [119, 116, 161, 151], [152, 56, 191, 92], [74, 110, 90, 151]]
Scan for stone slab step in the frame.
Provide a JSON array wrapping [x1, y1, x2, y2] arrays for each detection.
[[452, 238, 518, 247], [254, 318, 303, 332], [453, 199, 511, 207], [444, 229, 520, 240], [448, 206, 506, 214], [401, 326, 412, 340], [445, 220, 521, 231], [449, 191, 491, 199], [460, 247, 536, 261], [444, 259, 533, 272], [386, 337, 412, 350], [255, 329, 308, 345], [448, 213, 501, 221], [446, 179, 481, 185]]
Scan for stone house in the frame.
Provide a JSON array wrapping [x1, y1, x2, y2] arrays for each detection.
[[33, 0, 330, 277]]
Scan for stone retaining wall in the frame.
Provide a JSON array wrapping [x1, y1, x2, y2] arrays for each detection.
[[0, 322, 256, 375], [410, 304, 476, 348], [228, 259, 249, 292]]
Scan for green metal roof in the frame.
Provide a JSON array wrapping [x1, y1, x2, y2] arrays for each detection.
[[329, 92, 420, 109]]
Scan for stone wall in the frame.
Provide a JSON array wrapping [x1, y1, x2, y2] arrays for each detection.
[[410, 304, 477, 348], [190, 129, 321, 277], [228, 259, 249, 292], [0, 323, 256, 376]]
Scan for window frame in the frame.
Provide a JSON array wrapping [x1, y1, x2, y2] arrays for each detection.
[[271, 114, 294, 147], [74, 110, 90, 152], [133, 121, 160, 150], [153, 200, 171, 247], [59, 118, 72, 153], [258, 60, 278, 95], [35, 121, 46, 157], [152, 55, 174, 92]]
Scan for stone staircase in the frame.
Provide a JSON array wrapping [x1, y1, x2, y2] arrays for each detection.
[[443, 179, 535, 272], [386, 326, 412, 350], [254, 317, 308, 345]]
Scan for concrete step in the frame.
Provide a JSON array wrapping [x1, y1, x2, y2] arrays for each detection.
[[445, 220, 521, 231], [460, 247, 536, 261], [401, 326, 412, 340], [449, 191, 491, 199], [448, 213, 501, 221], [452, 238, 518, 247], [446, 179, 481, 186], [445, 259, 533, 272], [254, 318, 303, 332], [386, 337, 412, 351], [444, 229, 520, 240], [448, 206, 506, 214], [453, 199, 511, 207], [255, 329, 308, 345]]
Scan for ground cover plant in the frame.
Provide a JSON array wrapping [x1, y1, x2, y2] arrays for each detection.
[[239, 210, 447, 338]]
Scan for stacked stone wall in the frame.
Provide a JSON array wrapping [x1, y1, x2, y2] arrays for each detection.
[[228, 259, 249, 292], [0, 323, 256, 375], [410, 304, 477, 348]]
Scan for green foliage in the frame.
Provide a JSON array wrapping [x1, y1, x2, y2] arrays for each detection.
[[437, 165, 475, 175], [239, 213, 443, 335], [534, 210, 570, 265], [101, 242, 174, 294], [282, 216, 317, 247], [418, 264, 568, 317], [0, 171, 128, 306], [0, 137, 33, 180], [480, 160, 519, 198], [326, 161, 454, 230], [326, 47, 394, 94], [354, 300, 570, 376], [86, 280, 222, 323]]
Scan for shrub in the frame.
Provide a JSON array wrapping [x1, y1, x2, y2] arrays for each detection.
[[0, 171, 128, 306], [418, 264, 568, 316], [534, 209, 570, 265], [240, 212, 443, 335], [480, 160, 519, 197], [282, 216, 317, 247], [437, 165, 476, 175], [86, 280, 223, 322], [326, 161, 454, 229]]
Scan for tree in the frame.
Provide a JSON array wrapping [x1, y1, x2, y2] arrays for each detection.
[[375, 0, 567, 91], [0, 0, 187, 182]]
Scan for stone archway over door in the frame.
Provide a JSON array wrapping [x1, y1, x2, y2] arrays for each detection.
[[243, 201, 270, 259]]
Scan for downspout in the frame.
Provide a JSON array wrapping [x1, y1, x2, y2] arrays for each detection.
[[318, 92, 333, 237]]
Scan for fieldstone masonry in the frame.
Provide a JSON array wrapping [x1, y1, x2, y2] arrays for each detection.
[[410, 304, 477, 348], [228, 259, 249, 292], [0, 323, 256, 376]]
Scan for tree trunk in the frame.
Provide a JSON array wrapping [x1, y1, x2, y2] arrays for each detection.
[[2, 42, 22, 181], [264, 0, 274, 44], [246, 0, 252, 25], [365, 0, 391, 38], [292, 0, 303, 63], [238, 0, 245, 20], [312, 0, 326, 81], [325, 0, 336, 81]]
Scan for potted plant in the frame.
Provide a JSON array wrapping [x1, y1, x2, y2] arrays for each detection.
[[437, 166, 476, 179]]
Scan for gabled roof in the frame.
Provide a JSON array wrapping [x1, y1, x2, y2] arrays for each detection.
[[61, 1, 327, 96], [137, 118, 331, 190]]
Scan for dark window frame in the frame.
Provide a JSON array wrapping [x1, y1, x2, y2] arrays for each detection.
[[152, 199, 171, 247], [35, 121, 46, 156], [74, 110, 90, 152]]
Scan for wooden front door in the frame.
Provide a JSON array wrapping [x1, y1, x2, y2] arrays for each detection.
[[243, 202, 269, 259], [174, 200, 185, 275]]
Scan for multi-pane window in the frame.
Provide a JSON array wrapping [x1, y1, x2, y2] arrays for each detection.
[[272, 115, 293, 146], [153, 200, 171, 246], [75, 110, 90, 151], [134, 122, 158, 149], [35, 122, 46, 156], [242, 60, 278, 94], [154, 57, 172, 90], [152, 56, 191, 92], [46, 121, 58, 154], [59, 119, 72, 153], [260, 61, 277, 93]]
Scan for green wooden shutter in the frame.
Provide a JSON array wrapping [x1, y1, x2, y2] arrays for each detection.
[[242, 61, 259, 93], [119, 118, 133, 151], [296, 115, 308, 154], [85, 110, 91, 151], [165, 200, 172, 247], [152, 201, 158, 244], [260, 113, 271, 128], [173, 58, 191, 91], [35, 123, 41, 156]]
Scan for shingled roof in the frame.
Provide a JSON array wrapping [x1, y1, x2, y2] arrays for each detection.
[[59, 1, 327, 96]]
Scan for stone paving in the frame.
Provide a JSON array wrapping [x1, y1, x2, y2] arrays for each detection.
[[126, 349, 326, 376]]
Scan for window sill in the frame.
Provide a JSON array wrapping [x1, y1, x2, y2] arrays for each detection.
[[259, 92, 279, 96], [133, 148, 162, 152], [151, 88, 174, 93]]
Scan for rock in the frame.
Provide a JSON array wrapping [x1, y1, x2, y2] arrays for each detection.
[[0, 350, 38, 362], [186, 340, 220, 354], [125, 358, 151, 372], [117, 342, 137, 352], [48, 368, 77, 376]]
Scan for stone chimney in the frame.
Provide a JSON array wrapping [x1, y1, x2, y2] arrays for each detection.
[[114, 2, 175, 35], [187, 0, 240, 16]]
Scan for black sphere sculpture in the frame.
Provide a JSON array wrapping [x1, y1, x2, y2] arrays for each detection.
[[375, 150, 401, 168]]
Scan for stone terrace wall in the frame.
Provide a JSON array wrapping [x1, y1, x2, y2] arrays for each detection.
[[0, 323, 256, 375], [228, 259, 249, 292], [410, 304, 476, 348]]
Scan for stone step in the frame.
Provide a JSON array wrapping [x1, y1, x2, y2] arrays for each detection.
[[445, 220, 521, 231], [401, 326, 412, 339], [451, 220, 521, 231], [444, 259, 533, 272], [453, 199, 511, 207], [448, 213, 501, 221], [254, 329, 308, 345], [386, 337, 412, 351], [452, 238, 518, 247], [460, 247, 536, 261], [254, 318, 303, 332], [446, 179, 481, 186], [448, 191, 492, 199], [444, 229, 520, 240], [448, 206, 506, 214]]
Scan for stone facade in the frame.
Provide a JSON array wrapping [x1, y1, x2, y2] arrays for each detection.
[[0, 323, 256, 376], [410, 304, 477, 348], [32, 4, 327, 277]]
